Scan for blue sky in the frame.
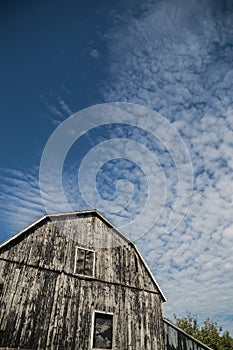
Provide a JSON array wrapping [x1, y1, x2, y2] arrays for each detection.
[[1, 0, 233, 334]]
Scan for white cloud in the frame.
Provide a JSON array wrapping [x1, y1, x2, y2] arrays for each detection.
[[0, 168, 44, 240], [223, 226, 233, 243], [40, 90, 73, 125], [90, 49, 99, 59]]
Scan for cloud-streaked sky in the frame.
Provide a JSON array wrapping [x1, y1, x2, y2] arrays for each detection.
[[1, 0, 233, 334]]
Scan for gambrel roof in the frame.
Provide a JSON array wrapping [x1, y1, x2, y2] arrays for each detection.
[[0, 209, 166, 302]]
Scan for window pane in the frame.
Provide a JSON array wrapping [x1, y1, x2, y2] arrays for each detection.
[[93, 313, 113, 349], [0, 283, 3, 298], [75, 248, 85, 274], [75, 248, 95, 277], [84, 250, 94, 276]]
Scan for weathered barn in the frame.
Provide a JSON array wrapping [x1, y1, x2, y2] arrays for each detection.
[[0, 210, 165, 349], [0, 210, 212, 350]]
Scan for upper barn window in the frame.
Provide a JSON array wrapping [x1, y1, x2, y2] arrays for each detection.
[[92, 311, 113, 349], [74, 247, 95, 277]]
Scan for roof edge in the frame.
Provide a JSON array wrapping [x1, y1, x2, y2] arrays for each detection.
[[0, 210, 99, 249], [133, 244, 166, 302]]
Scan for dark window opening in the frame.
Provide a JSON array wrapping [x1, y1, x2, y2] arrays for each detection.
[[134, 255, 138, 272], [0, 283, 3, 298], [75, 247, 95, 277], [93, 312, 113, 349]]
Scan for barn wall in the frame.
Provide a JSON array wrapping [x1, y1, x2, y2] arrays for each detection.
[[0, 259, 164, 350], [0, 214, 158, 293]]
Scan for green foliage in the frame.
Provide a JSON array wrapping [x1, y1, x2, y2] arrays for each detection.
[[173, 312, 233, 350]]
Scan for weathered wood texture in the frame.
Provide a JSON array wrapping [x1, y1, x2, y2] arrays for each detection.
[[163, 319, 212, 350], [0, 213, 164, 349]]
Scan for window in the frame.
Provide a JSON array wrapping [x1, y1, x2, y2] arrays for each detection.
[[92, 312, 113, 349], [74, 247, 95, 277], [0, 283, 3, 298]]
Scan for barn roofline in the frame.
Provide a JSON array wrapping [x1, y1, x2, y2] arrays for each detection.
[[0, 209, 166, 302], [163, 318, 213, 350]]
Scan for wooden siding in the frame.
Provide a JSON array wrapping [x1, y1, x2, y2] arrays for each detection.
[[0, 261, 164, 349]]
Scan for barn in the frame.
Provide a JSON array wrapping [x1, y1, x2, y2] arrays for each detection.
[[0, 210, 212, 350]]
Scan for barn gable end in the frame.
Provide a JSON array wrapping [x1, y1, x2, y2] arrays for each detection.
[[0, 210, 165, 298]]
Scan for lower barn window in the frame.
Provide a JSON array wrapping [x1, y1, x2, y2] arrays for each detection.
[[93, 312, 113, 349]]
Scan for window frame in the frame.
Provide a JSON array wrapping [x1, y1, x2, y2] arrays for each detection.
[[91, 310, 114, 350], [74, 246, 95, 277]]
